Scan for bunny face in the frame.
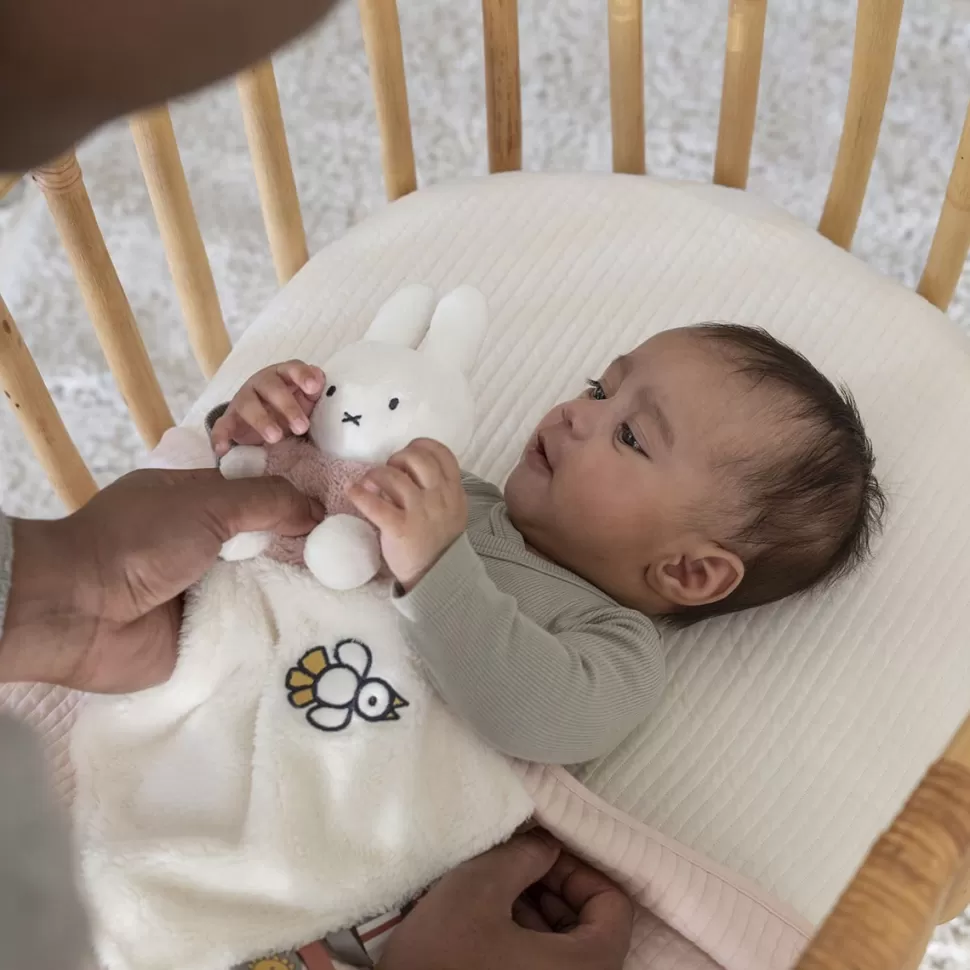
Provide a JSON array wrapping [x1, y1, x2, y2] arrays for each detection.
[[309, 341, 475, 463], [308, 284, 489, 465]]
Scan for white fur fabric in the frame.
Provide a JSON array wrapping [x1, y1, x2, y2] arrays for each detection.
[[71, 559, 533, 970]]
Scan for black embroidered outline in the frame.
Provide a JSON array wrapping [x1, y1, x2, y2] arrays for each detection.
[[285, 639, 409, 734]]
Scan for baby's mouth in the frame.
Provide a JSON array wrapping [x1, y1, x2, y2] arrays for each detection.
[[533, 431, 553, 474]]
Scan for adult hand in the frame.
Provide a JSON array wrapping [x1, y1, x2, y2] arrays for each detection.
[[0, 468, 322, 692], [1, 0, 341, 171], [379, 831, 633, 970]]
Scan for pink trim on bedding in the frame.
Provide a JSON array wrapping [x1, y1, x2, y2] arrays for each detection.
[[517, 763, 811, 970]]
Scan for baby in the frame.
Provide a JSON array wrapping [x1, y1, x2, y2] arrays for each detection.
[[208, 323, 885, 764]]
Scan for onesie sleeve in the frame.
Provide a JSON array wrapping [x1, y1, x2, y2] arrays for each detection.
[[392, 535, 665, 764]]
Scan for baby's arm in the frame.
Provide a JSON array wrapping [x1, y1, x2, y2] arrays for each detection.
[[392, 540, 665, 764], [208, 360, 325, 456], [347, 442, 664, 763]]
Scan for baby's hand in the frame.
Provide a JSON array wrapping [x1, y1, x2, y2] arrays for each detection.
[[347, 439, 467, 592], [210, 360, 325, 456]]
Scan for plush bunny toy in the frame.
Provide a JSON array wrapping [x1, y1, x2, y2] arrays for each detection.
[[217, 284, 489, 590]]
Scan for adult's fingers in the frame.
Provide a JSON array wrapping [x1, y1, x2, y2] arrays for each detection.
[[190, 472, 323, 539], [456, 833, 561, 908], [512, 895, 552, 933], [536, 889, 578, 933], [542, 854, 634, 956]]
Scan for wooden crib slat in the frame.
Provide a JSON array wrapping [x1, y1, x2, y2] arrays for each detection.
[[0, 292, 98, 510], [359, 0, 418, 200], [795, 714, 970, 970], [130, 107, 231, 378], [940, 860, 970, 925], [917, 101, 970, 312], [714, 0, 768, 189], [237, 62, 309, 285], [818, 0, 903, 249], [607, 0, 646, 175], [482, 0, 522, 174], [32, 154, 173, 449]]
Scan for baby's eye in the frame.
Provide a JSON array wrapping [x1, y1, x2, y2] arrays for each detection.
[[618, 423, 644, 454], [388, 397, 400, 411], [586, 379, 607, 401], [326, 385, 337, 398]]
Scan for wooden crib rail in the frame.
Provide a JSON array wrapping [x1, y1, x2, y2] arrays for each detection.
[[917, 100, 970, 312], [237, 62, 309, 285], [607, 0, 645, 175], [0, 294, 97, 510], [714, 0, 767, 190], [818, 0, 904, 249], [31, 154, 173, 449], [130, 107, 231, 379], [359, 0, 418, 201], [796, 714, 970, 970], [482, 0, 522, 175]]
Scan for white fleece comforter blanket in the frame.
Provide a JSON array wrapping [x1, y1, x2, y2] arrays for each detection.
[[73, 558, 533, 970]]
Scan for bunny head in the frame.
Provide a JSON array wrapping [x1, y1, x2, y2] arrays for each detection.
[[309, 285, 489, 464]]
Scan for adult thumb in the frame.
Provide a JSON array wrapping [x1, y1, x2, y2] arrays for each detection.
[[199, 474, 324, 539], [462, 832, 561, 904]]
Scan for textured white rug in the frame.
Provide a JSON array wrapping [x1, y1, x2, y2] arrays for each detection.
[[0, 0, 968, 965]]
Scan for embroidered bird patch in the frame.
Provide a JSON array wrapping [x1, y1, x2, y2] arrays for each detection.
[[285, 639, 409, 732]]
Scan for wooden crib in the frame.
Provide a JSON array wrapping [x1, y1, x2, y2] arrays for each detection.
[[1, 2, 969, 968]]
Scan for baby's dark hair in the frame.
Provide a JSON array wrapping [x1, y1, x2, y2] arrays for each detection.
[[677, 323, 887, 623]]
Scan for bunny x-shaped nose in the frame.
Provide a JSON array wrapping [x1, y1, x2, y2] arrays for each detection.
[[342, 412, 362, 426]]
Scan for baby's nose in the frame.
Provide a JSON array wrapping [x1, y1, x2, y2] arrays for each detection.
[[562, 399, 598, 438]]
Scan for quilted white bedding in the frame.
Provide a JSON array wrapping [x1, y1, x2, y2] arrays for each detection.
[[4, 171, 970, 940]]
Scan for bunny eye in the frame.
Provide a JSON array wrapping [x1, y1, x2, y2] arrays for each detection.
[[388, 397, 400, 411], [326, 385, 337, 398]]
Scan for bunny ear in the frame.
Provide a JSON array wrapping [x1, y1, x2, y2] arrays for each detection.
[[418, 286, 488, 376], [363, 284, 437, 347]]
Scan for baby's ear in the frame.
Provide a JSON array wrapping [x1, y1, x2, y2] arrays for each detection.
[[362, 284, 436, 348], [419, 286, 488, 376], [650, 544, 744, 609]]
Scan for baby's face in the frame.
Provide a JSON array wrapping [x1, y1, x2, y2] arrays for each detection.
[[505, 328, 763, 613]]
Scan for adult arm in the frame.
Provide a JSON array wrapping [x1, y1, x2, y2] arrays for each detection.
[[0, 0, 340, 171]]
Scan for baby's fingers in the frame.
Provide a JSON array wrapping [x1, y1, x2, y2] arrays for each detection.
[[387, 446, 442, 490], [276, 360, 325, 399], [347, 483, 403, 532], [211, 411, 264, 455], [360, 466, 421, 510], [235, 394, 285, 444], [253, 372, 311, 436]]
